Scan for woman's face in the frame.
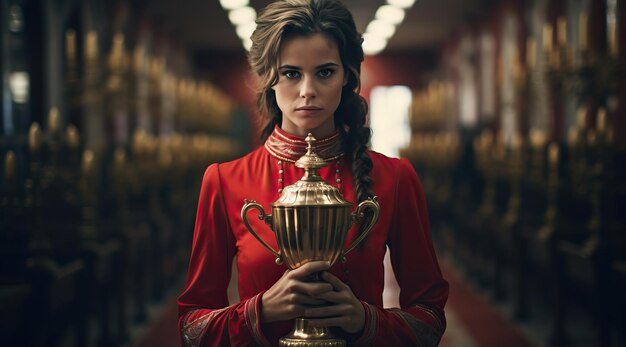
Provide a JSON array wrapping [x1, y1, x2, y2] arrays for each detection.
[[273, 33, 346, 138]]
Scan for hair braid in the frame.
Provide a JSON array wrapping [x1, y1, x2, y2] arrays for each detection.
[[336, 91, 374, 244], [259, 91, 282, 142], [337, 91, 374, 204]]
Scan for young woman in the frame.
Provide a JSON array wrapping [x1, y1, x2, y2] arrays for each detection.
[[178, 1, 448, 346]]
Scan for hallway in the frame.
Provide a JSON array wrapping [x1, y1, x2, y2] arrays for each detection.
[[2, 0, 626, 346]]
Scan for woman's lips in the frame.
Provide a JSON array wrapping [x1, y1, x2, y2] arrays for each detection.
[[295, 106, 323, 116]]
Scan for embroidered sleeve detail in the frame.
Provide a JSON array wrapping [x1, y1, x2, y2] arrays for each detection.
[[413, 303, 445, 333], [182, 307, 229, 347], [245, 294, 271, 347], [352, 302, 377, 347], [389, 309, 441, 347]]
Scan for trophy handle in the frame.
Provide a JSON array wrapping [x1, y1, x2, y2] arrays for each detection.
[[241, 200, 283, 265], [342, 196, 380, 259]]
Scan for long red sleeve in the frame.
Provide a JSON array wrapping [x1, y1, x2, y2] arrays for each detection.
[[178, 164, 271, 346]]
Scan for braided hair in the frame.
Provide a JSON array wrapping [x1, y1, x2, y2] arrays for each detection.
[[248, 0, 374, 207]]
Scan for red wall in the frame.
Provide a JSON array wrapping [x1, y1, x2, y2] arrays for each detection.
[[361, 52, 430, 99]]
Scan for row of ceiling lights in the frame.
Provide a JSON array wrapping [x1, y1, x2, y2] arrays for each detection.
[[219, 0, 416, 55]]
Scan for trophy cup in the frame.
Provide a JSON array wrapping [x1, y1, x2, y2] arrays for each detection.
[[241, 134, 380, 347]]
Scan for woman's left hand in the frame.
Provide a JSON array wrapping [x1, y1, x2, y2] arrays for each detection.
[[303, 271, 365, 334]]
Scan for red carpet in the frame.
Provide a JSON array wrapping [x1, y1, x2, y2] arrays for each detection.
[[440, 260, 536, 347], [133, 261, 536, 347]]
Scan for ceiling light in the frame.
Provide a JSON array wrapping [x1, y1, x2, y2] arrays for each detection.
[[236, 21, 256, 40], [219, 0, 249, 11], [242, 38, 253, 51], [9, 71, 29, 103], [362, 33, 387, 55], [376, 5, 405, 25], [366, 19, 396, 39], [386, 0, 416, 9], [229, 6, 256, 25]]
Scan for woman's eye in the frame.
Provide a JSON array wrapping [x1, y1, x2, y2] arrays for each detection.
[[283, 71, 300, 79], [317, 69, 334, 78]]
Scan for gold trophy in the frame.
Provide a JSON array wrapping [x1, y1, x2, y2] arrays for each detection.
[[241, 134, 380, 347]]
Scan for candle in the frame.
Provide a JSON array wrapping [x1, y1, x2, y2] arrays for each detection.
[[548, 142, 559, 167], [543, 23, 553, 52], [530, 128, 546, 149], [608, 18, 618, 57], [4, 151, 16, 181], [579, 13, 588, 50], [48, 107, 61, 134], [133, 46, 145, 73], [85, 31, 98, 60], [596, 108, 606, 132], [557, 17, 567, 47], [66, 29, 76, 62]]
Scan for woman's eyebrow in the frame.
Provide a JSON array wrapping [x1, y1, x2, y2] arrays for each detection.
[[279, 64, 301, 70], [278, 62, 339, 70], [316, 62, 339, 69]]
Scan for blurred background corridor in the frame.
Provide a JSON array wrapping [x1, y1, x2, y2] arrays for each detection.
[[1, 0, 625, 346]]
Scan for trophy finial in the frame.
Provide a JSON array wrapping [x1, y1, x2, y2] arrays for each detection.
[[295, 133, 327, 179], [305, 133, 315, 154]]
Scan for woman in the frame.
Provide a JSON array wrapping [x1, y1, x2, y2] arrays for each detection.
[[178, 0, 448, 345]]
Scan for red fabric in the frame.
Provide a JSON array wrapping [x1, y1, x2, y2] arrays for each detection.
[[178, 141, 449, 346]]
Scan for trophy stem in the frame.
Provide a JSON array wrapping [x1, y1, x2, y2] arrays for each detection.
[[279, 318, 346, 347]]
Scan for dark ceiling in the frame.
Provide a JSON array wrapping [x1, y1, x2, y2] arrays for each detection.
[[141, 0, 492, 54]]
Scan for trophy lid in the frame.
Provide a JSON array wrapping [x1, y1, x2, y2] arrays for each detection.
[[273, 134, 351, 207]]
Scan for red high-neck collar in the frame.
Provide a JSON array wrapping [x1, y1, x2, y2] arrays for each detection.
[[264, 125, 344, 163]]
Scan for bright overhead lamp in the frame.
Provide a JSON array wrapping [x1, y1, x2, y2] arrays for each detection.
[[362, 33, 387, 55], [376, 5, 405, 25], [366, 19, 396, 39], [219, 0, 249, 11], [236, 21, 256, 40], [242, 38, 253, 51], [386, 0, 416, 9], [229, 6, 256, 25]]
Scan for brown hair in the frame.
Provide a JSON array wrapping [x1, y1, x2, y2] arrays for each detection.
[[248, 0, 374, 206]]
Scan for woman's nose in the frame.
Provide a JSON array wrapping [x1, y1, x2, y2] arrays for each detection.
[[299, 76, 317, 98]]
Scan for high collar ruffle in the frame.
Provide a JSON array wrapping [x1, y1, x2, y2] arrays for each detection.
[[264, 126, 344, 163]]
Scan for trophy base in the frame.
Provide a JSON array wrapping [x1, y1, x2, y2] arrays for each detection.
[[279, 318, 346, 347]]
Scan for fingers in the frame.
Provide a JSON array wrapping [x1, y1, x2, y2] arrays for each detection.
[[304, 303, 351, 318], [290, 261, 331, 278], [320, 271, 349, 291], [291, 280, 334, 297], [303, 298, 366, 334], [287, 292, 327, 306]]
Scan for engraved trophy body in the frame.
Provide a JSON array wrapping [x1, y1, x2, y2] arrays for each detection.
[[241, 134, 380, 347]]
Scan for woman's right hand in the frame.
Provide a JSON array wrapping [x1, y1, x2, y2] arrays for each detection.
[[260, 261, 335, 323]]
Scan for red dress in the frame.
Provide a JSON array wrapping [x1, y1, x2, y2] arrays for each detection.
[[178, 127, 449, 346]]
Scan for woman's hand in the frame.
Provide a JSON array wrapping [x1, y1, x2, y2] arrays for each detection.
[[260, 261, 335, 323], [303, 271, 366, 334]]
